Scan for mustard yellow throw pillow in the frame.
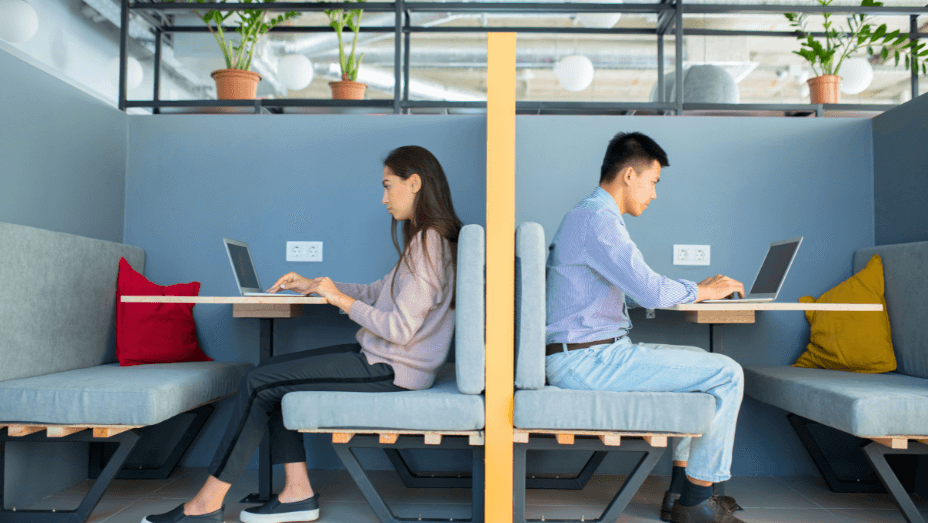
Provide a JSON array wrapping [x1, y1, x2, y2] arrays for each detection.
[[793, 254, 896, 373]]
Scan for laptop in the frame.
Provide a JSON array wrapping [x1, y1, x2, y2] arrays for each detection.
[[223, 238, 303, 297], [702, 237, 803, 303]]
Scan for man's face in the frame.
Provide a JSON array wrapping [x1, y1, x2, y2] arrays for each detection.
[[625, 160, 661, 217]]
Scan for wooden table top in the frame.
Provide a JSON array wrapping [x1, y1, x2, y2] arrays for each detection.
[[121, 296, 328, 305], [663, 302, 882, 311]]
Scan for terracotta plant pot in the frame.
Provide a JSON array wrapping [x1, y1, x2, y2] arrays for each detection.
[[329, 74, 367, 100], [807, 74, 842, 104], [211, 69, 262, 100]]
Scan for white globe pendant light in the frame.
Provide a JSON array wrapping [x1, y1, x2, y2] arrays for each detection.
[[555, 55, 595, 92], [576, 0, 623, 29], [839, 57, 874, 95], [0, 0, 39, 44], [278, 54, 314, 91], [108, 56, 144, 90]]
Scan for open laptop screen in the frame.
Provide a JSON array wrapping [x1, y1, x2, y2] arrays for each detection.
[[750, 241, 800, 295], [227, 243, 260, 289]]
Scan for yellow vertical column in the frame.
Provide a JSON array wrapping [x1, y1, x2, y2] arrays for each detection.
[[485, 32, 516, 523]]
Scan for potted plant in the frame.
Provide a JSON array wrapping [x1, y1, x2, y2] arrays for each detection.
[[785, 0, 927, 104], [322, 0, 367, 99], [166, 0, 299, 100]]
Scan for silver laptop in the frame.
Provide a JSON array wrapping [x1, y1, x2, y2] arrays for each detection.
[[703, 237, 803, 303], [223, 238, 302, 297]]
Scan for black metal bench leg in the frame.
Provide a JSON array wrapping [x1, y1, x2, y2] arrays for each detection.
[[787, 414, 884, 493], [1, 428, 140, 523], [862, 442, 928, 523], [90, 404, 215, 481]]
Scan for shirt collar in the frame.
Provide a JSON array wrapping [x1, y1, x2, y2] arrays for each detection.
[[593, 187, 625, 227]]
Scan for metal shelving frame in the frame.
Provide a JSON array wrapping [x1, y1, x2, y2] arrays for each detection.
[[118, 0, 928, 115]]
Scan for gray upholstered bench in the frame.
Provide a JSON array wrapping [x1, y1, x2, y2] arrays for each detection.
[[744, 240, 928, 523], [282, 224, 487, 523], [512, 222, 715, 523], [0, 222, 252, 522]]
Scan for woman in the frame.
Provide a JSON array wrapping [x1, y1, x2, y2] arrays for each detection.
[[144, 145, 463, 523]]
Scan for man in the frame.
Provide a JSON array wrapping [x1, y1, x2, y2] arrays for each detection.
[[545, 132, 746, 523]]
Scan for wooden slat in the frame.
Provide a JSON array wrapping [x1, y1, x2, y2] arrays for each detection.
[[871, 437, 908, 449], [599, 433, 622, 446], [379, 433, 399, 444], [332, 433, 354, 444], [47, 426, 88, 438], [232, 303, 303, 318], [93, 426, 136, 438], [7, 425, 44, 437], [684, 310, 755, 324], [513, 431, 529, 443], [643, 435, 668, 447], [515, 429, 700, 439], [556, 434, 575, 445], [424, 433, 443, 445], [469, 432, 485, 446]]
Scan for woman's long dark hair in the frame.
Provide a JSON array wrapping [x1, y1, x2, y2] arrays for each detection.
[[384, 145, 463, 307]]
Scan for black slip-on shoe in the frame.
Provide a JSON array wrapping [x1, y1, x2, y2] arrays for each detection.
[[669, 497, 746, 523], [141, 504, 224, 523], [661, 492, 743, 521], [240, 494, 320, 523]]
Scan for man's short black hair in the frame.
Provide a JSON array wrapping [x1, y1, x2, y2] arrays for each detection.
[[600, 132, 669, 185]]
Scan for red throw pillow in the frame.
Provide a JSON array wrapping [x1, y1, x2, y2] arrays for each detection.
[[116, 257, 211, 366]]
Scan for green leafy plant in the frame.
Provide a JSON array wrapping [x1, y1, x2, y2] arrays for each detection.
[[321, 0, 366, 81], [165, 0, 299, 71], [785, 0, 928, 79]]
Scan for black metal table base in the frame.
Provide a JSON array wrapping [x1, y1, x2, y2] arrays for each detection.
[[1, 428, 140, 523], [242, 317, 276, 504]]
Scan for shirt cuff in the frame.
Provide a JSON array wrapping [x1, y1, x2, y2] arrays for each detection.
[[679, 279, 699, 304]]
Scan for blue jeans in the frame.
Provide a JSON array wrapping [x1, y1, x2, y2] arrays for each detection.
[[545, 338, 744, 483]]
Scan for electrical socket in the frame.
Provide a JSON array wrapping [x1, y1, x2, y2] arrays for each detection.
[[287, 241, 323, 262], [673, 244, 710, 266]]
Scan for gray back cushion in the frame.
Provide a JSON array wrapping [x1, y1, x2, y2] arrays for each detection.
[[0, 222, 145, 382], [515, 222, 546, 390], [854, 241, 928, 379], [455, 224, 486, 394]]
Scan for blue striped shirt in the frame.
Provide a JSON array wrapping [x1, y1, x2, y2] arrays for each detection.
[[546, 187, 699, 344]]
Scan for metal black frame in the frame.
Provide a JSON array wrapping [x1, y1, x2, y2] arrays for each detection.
[[385, 448, 608, 490], [331, 434, 485, 523], [0, 428, 140, 523], [87, 404, 215, 481], [118, 0, 927, 115], [513, 436, 667, 523], [788, 415, 928, 523]]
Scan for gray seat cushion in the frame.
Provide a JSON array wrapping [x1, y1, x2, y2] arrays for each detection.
[[514, 387, 715, 434], [745, 365, 928, 437], [0, 361, 253, 426], [854, 241, 928, 379], [283, 364, 485, 431], [455, 224, 486, 395]]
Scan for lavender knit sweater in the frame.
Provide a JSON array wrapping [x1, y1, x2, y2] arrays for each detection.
[[335, 229, 455, 390]]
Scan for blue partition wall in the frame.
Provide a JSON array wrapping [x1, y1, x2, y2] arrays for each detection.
[[516, 116, 875, 476], [872, 93, 928, 246], [124, 114, 487, 470]]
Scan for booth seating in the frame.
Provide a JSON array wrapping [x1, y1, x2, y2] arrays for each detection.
[[282, 224, 486, 523], [744, 240, 928, 523], [512, 222, 717, 523], [0, 222, 253, 523]]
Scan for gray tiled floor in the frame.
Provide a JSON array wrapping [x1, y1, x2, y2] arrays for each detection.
[[25, 468, 928, 523]]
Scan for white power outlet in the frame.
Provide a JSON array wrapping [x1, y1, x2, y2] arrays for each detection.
[[287, 241, 323, 262], [673, 244, 710, 266]]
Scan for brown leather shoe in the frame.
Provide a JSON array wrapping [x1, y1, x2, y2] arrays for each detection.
[[661, 492, 742, 522], [669, 496, 746, 523]]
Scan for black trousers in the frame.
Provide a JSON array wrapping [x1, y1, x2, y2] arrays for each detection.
[[208, 343, 402, 483]]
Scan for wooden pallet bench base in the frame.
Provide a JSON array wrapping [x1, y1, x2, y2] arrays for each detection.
[[298, 429, 486, 446], [512, 429, 701, 447], [2, 424, 143, 438], [868, 436, 928, 449]]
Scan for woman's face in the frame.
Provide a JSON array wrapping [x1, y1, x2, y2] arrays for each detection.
[[382, 166, 420, 222]]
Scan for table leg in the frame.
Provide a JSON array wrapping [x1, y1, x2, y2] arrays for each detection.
[[242, 318, 275, 503], [709, 323, 723, 354]]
